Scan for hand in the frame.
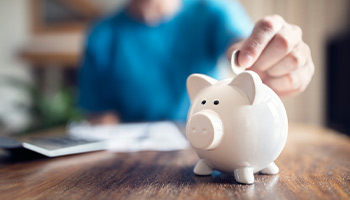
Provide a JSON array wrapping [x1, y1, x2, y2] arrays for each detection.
[[86, 112, 120, 125], [227, 14, 314, 97]]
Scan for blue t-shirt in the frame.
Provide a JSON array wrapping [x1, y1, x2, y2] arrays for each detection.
[[78, 0, 253, 122]]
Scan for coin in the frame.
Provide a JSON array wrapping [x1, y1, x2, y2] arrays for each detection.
[[231, 50, 245, 76]]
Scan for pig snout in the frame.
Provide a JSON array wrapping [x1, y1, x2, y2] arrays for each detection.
[[186, 110, 223, 150]]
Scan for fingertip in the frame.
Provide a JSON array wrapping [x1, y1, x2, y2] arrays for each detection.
[[290, 72, 302, 89], [238, 52, 253, 68]]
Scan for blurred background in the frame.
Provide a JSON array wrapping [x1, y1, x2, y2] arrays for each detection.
[[0, 0, 349, 135]]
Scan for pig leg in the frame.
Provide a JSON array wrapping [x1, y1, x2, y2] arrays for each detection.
[[234, 167, 254, 184], [260, 162, 279, 174], [193, 159, 213, 175]]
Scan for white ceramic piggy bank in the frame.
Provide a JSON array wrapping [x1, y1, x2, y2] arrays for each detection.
[[186, 70, 288, 184]]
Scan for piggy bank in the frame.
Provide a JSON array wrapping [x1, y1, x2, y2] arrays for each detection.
[[186, 70, 288, 184]]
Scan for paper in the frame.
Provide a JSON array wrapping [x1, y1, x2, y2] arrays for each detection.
[[68, 121, 189, 152]]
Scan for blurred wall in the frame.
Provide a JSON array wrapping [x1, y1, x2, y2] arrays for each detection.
[[0, 0, 31, 80], [240, 0, 350, 125], [0, 0, 32, 132]]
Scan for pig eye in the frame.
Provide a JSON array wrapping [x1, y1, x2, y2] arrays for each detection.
[[201, 100, 206, 105], [214, 100, 219, 105]]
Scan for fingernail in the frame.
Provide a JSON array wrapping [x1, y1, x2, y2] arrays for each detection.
[[239, 52, 253, 68], [290, 73, 301, 89]]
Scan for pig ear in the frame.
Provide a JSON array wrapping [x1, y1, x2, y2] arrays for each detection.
[[187, 74, 217, 101], [229, 71, 263, 105]]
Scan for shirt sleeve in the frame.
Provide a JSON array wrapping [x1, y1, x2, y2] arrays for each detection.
[[78, 21, 113, 113], [209, 0, 254, 58]]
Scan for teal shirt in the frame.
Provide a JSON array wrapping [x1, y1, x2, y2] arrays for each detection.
[[78, 0, 253, 122]]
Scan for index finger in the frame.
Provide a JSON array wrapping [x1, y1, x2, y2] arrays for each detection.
[[238, 15, 285, 68]]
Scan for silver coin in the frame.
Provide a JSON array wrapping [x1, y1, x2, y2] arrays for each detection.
[[231, 50, 245, 76]]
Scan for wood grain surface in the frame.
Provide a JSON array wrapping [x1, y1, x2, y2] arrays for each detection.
[[0, 123, 349, 200]]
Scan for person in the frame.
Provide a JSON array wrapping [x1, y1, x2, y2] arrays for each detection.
[[78, 0, 314, 125]]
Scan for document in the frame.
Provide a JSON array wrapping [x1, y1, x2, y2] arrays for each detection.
[[68, 121, 189, 152]]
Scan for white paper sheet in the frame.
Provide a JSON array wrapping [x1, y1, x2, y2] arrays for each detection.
[[68, 121, 189, 152]]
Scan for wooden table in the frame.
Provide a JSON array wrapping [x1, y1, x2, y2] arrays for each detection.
[[0, 123, 349, 199]]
